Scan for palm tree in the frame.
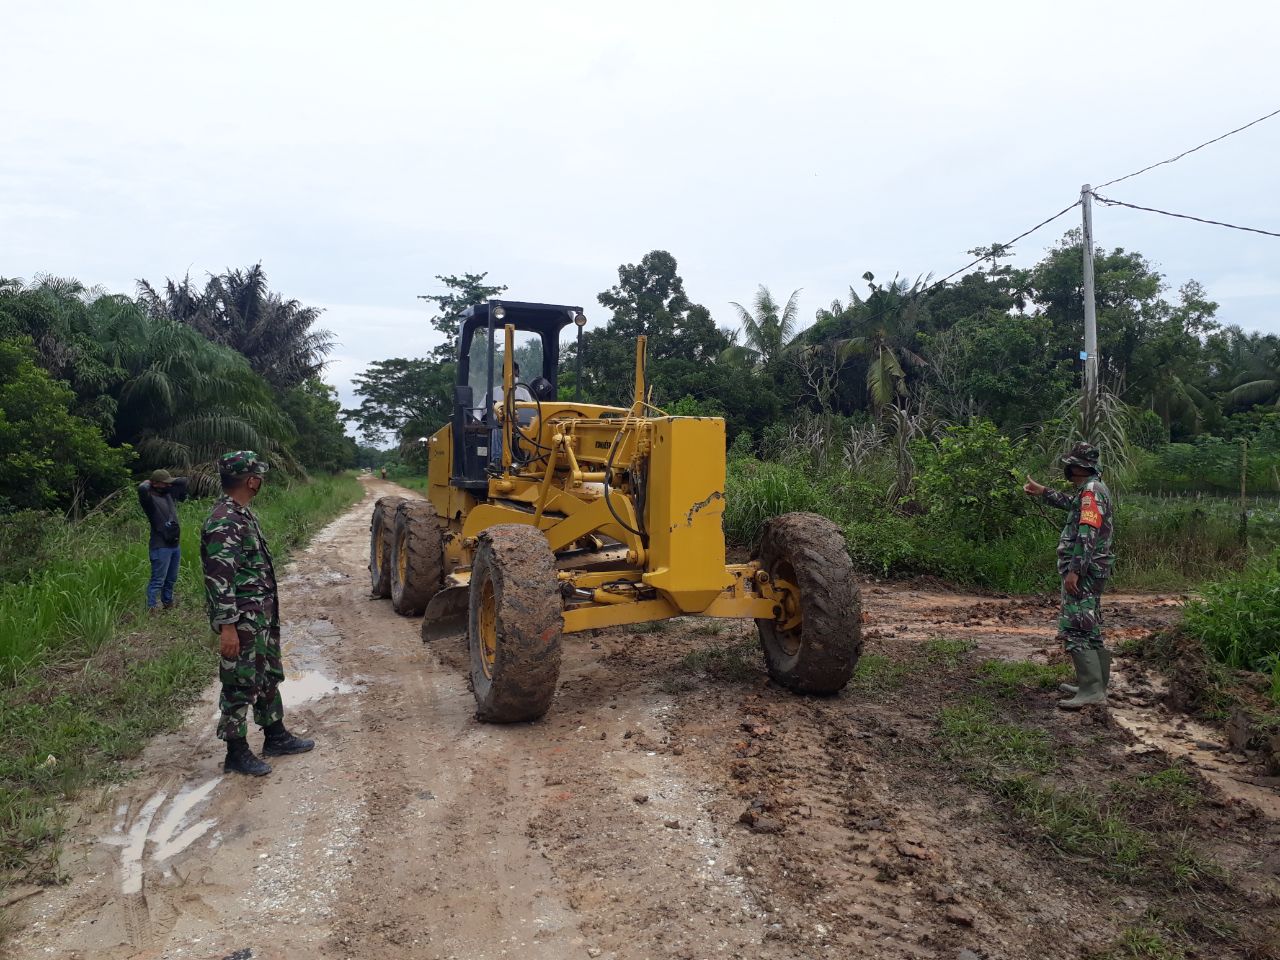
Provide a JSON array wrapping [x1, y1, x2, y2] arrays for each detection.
[[721, 285, 802, 369], [139, 264, 334, 390], [1225, 330, 1280, 409], [816, 273, 929, 410]]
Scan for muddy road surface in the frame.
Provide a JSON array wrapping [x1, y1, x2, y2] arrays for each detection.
[[11, 478, 1279, 960]]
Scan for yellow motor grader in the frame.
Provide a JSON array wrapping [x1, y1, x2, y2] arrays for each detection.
[[369, 300, 861, 721]]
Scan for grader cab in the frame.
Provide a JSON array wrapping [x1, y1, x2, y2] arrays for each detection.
[[369, 300, 861, 722]]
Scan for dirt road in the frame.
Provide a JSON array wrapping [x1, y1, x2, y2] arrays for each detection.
[[10, 478, 1279, 960]]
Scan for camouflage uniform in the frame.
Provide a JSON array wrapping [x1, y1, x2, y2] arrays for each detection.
[[202, 452, 283, 742], [1041, 445, 1115, 653]]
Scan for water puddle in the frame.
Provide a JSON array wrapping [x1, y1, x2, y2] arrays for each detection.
[[282, 670, 357, 707]]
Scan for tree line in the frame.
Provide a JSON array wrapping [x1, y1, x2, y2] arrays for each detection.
[[347, 233, 1280, 477], [0, 266, 351, 514]]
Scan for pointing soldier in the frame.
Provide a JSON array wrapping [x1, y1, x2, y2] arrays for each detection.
[[1023, 442, 1115, 710], [202, 451, 314, 776]]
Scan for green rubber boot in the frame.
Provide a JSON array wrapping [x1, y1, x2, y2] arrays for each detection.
[[1057, 649, 1106, 710], [1059, 648, 1111, 695]]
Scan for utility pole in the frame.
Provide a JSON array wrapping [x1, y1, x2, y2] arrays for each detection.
[[1080, 184, 1099, 433]]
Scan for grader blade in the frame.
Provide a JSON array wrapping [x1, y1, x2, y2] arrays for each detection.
[[420, 585, 469, 643]]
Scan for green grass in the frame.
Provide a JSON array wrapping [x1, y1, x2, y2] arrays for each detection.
[[935, 699, 1214, 890], [979, 659, 1072, 698], [0, 473, 360, 896], [1098, 927, 1189, 960], [677, 640, 760, 683], [937, 700, 1057, 778], [1182, 561, 1280, 683], [851, 652, 912, 691], [1126, 767, 1200, 812], [387, 470, 430, 495], [922, 635, 976, 666], [723, 453, 1276, 594]]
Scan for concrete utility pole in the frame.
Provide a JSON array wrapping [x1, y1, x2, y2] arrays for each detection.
[[1080, 184, 1099, 431]]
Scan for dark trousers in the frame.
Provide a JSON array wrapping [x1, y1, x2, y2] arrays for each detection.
[[147, 546, 181, 608]]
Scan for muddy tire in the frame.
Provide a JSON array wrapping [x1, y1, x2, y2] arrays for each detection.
[[467, 524, 563, 723], [390, 500, 445, 616], [754, 512, 861, 694], [369, 495, 406, 598]]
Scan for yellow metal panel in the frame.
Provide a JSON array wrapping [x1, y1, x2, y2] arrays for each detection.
[[642, 417, 731, 612], [427, 423, 456, 520], [563, 597, 679, 633]]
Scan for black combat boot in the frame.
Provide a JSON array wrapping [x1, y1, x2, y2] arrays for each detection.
[[262, 720, 315, 757], [224, 737, 272, 776]]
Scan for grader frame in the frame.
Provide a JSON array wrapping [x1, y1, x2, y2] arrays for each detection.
[[369, 300, 860, 722]]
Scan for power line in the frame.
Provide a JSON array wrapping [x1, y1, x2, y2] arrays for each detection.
[[930, 199, 1081, 288], [1091, 192, 1280, 239], [1095, 106, 1280, 189], [797, 198, 1082, 342]]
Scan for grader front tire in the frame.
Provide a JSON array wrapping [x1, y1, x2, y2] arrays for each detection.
[[390, 500, 445, 616], [755, 512, 861, 694], [468, 524, 563, 723], [369, 495, 405, 598]]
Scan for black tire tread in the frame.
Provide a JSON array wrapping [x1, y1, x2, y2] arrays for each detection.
[[468, 524, 563, 723], [755, 511, 861, 694], [390, 499, 445, 616], [369, 495, 406, 598]]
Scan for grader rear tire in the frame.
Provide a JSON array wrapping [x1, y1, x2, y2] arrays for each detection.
[[468, 524, 563, 723], [390, 500, 445, 616], [369, 495, 405, 598], [755, 512, 861, 694]]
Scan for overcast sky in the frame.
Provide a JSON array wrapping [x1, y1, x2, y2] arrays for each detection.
[[3, 1, 1278, 420]]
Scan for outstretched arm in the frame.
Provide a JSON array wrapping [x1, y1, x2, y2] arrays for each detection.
[[1042, 489, 1074, 511], [1024, 475, 1072, 511]]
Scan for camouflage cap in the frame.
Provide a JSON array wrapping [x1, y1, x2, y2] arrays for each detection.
[[217, 450, 269, 477], [1060, 441, 1101, 474]]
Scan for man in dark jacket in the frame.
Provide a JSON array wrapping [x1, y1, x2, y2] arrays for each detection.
[[137, 469, 190, 612]]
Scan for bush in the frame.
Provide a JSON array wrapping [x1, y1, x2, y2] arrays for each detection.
[[913, 419, 1027, 542], [0, 339, 133, 512], [1182, 561, 1280, 673]]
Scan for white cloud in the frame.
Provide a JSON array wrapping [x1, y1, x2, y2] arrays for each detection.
[[2, 0, 1279, 386]]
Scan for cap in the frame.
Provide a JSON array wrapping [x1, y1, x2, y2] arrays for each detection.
[[150, 469, 174, 484], [217, 450, 269, 477], [1060, 441, 1101, 474]]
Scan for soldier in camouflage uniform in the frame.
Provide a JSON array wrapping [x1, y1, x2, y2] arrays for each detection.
[[1023, 442, 1115, 710], [202, 451, 314, 776]]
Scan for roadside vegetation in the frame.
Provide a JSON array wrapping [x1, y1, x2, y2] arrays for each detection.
[[1, 262, 365, 925], [0, 473, 360, 906]]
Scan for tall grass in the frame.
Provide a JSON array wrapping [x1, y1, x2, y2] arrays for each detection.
[[0, 474, 361, 685], [723, 453, 1272, 594], [0, 472, 361, 897], [1182, 562, 1280, 698]]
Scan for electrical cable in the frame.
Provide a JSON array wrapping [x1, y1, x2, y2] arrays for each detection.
[[790, 198, 1082, 348], [1095, 107, 1280, 190], [1091, 192, 1280, 239], [602, 422, 646, 539], [929, 200, 1083, 288]]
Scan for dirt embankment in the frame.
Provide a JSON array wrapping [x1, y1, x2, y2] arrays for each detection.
[[8, 478, 1278, 960]]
